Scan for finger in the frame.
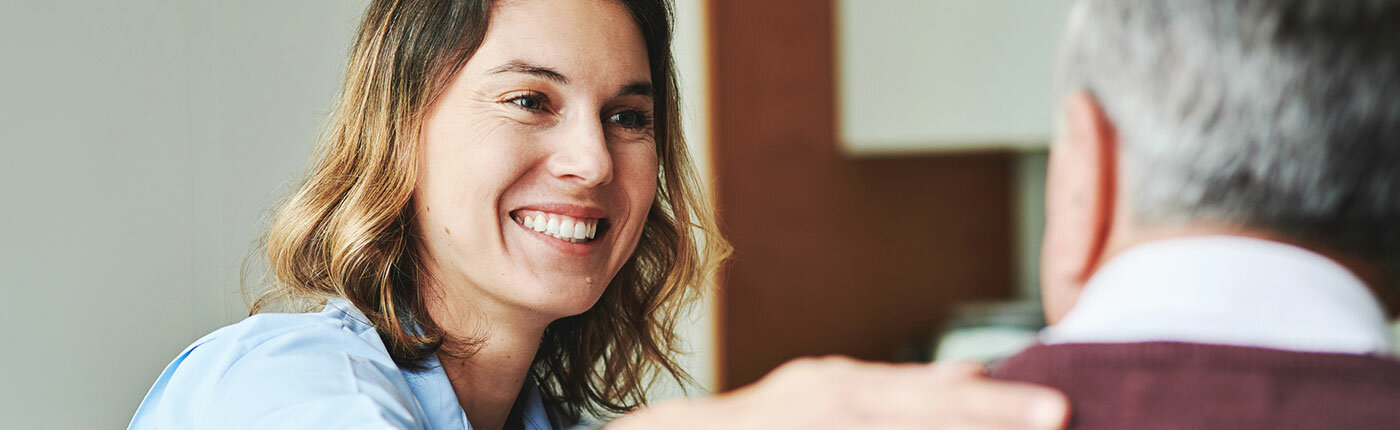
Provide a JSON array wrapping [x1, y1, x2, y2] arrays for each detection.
[[928, 360, 987, 379], [847, 369, 1068, 430], [839, 359, 981, 378], [944, 379, 1069, 430]]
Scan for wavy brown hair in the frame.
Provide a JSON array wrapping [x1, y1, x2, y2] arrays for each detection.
[[249, 0, 729, 421]]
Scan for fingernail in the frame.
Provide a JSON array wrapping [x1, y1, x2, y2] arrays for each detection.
[[1030, 394, 1068, 428]]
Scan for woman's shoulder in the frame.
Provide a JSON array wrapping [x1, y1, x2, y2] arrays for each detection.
[[129, 300, 430, 429], [166, 300, 395, 382], [194, 300, 388, 358]]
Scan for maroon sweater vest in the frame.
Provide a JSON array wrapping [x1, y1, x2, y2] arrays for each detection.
[[990, 342, 1400, 430]]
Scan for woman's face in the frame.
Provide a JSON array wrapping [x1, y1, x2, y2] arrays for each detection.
[[415, 0, 657, 320]]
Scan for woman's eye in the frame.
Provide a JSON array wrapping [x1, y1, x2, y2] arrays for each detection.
[[609, 110, 653, 130], [507, 95, 544, 111]]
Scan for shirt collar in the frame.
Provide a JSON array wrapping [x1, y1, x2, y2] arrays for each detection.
[[1040, 236, 1395, 356], [327, 299, 560, 429], [404, 351, 560, 430]]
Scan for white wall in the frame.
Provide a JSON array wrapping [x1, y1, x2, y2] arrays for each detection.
[[837, 0, 1071, 154], [0, 1, 367, 427], [0, 0, 714, 427], [647, 0, 719, 401]]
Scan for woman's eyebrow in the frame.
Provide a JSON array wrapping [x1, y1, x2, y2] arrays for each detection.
[[489, 60, 653, 99], [489, 60, 568, 84], [617, 81, 655, 99]]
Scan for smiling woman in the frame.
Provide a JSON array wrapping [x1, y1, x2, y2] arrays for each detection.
[[124, 0, 1079, 428], [127, 0, 727, 429]]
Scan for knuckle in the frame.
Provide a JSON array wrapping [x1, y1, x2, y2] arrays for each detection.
[[783, 357, 821, 373], [816, 355, 858, 373]]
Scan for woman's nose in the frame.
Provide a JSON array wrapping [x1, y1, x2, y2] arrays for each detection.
[[545, 117, 614, 187]]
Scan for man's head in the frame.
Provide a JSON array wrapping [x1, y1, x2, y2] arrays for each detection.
[[1041, 0, 1400, 322]]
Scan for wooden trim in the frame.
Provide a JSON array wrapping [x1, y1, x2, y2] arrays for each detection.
[[709, 0, 1016, 390]]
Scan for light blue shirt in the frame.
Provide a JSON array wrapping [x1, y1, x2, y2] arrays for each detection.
[[129, 300, 563, 429]]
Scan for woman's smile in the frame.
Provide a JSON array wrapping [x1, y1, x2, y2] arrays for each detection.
[[507, 204, 613, 256]]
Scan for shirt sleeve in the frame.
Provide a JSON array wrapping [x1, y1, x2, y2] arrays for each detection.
[[131, 313, 430, 430]]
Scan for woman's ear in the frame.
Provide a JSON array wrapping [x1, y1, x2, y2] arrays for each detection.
[[1040, 92, 1118, 323]]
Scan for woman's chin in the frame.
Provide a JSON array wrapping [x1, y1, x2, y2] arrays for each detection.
[[508, 275, 611, 318]]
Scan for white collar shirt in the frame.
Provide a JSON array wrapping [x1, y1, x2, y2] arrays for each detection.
[[1040, 236, 1395, 356]]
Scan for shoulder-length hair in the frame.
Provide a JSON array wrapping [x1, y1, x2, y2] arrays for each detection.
[[250, 0, 729, 421]]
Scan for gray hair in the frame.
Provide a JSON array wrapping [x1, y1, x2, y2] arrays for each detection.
[[1060, 0, 1400, 290]]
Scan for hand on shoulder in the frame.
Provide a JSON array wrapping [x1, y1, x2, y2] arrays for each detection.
[[609, 357, 1069, 430]]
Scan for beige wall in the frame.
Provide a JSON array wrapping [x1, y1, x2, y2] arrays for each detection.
[[836, 0, 1072, 154], [1, 1, 365, 427], [642, 0, 719, 401]]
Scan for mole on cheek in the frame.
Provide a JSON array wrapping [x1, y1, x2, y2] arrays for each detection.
[[444, 226, 451, 235]]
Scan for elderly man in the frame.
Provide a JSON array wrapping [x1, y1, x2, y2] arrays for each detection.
[[991, 0, 1400, 428]]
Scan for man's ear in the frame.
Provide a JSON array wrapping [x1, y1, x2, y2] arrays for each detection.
[[1040, 92, 1118, 322]]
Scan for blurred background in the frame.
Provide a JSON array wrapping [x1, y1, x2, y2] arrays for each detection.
[[3, 1, 1397, 428]]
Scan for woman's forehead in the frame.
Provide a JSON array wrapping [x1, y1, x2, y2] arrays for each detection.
[[468, 0, 651, 85]]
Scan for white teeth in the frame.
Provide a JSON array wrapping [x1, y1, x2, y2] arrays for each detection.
[[558, 219, 575, 240], [572, 221, 588, 240], [513, 211, 602, 242]]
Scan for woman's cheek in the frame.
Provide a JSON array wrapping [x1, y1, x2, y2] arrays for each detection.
[[625, 147, 659, 206], [615, 143, 658, 243]]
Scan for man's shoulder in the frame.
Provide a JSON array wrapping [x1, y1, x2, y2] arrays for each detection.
[[993, 341, 1400, 375], [990, 342, 1400, 429]]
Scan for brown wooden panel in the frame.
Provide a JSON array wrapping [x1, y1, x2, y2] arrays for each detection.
[[709, 0, 1016, 390]]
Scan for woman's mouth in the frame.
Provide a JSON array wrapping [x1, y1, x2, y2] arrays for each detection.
[[510, 209, 605, 243]]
